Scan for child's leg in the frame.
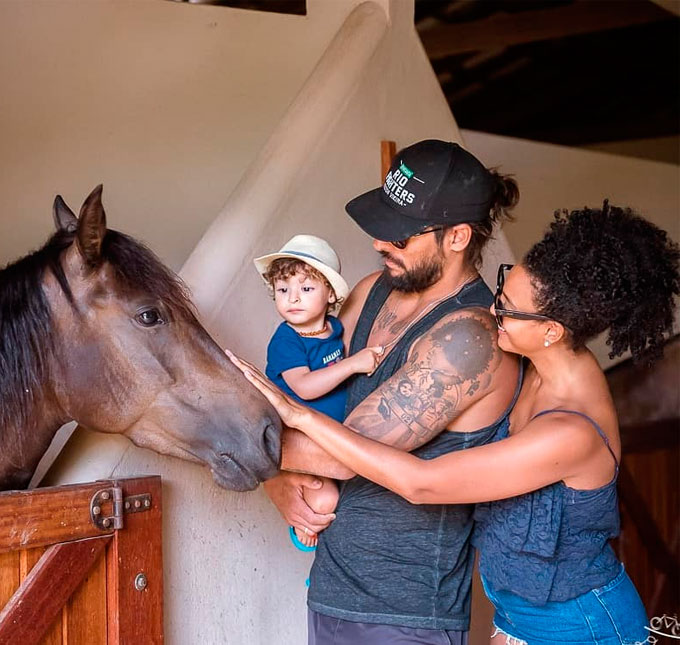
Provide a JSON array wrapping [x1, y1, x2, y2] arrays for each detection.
[[295, 477, 339, 547]]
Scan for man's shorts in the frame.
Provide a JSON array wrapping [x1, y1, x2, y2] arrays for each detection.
[[308, 609, 469, 645]]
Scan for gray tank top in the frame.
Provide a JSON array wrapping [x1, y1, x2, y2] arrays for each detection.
[[307, 275, 517, 630]]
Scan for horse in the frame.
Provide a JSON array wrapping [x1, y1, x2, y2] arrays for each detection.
[[0, 185, 281, 492]]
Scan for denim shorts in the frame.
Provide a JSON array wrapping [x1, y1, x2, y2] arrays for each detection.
[[480, 565, 649, 644]]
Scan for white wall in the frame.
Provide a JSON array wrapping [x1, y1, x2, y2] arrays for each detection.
[[0, 0, 357, 271]]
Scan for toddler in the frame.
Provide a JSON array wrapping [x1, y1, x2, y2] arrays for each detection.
[[254, 235, 382, 548]]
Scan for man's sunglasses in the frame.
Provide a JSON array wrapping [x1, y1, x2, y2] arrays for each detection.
[[493, 263, 554, 331], [390, 226, 445, 250]]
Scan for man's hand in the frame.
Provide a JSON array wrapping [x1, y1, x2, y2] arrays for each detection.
[[263, 471, 336, 535]]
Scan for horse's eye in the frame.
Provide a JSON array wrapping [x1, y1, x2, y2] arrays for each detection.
[[136, 308, 165, 327]]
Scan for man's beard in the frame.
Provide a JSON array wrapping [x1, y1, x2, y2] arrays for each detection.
[[380, 251, 444, 293]]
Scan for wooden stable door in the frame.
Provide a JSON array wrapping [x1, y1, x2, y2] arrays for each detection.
[[0, 476, 163, 645]]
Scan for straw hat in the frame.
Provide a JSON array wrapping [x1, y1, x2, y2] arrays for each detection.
[[253, 235, 350, 302]]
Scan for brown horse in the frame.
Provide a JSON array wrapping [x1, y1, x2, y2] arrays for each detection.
[[0, 185, 281, 492]]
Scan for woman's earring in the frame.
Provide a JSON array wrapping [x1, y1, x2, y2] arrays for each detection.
[[544, 339, 551, 347]]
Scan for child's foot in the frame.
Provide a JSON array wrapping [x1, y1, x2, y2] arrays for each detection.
[[288, 525, 317, 552], [295, 526, 318, 548]]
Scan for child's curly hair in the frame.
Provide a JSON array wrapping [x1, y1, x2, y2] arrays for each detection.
[[524, 201, 680, 364], [263, 258, 342, 311]]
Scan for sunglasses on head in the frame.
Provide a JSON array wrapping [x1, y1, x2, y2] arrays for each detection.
[[493, 263, 554, 331], [390, 226, 445, 250]]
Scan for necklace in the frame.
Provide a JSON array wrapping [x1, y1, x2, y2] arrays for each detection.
[[297, 321, 328, 337], [379, 273, 477, 353]]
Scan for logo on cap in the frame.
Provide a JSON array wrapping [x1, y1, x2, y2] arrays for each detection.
[[399, 162, 414, 178], [383, 160, 425, 208]]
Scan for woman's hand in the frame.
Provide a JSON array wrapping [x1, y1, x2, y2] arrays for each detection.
[[226, 349, 308, 429]]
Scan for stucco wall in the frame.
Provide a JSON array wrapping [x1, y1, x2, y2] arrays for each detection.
[[0, 0, 360, 271]]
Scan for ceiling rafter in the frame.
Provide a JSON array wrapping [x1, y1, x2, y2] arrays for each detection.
[[419, 0, 673, 59]]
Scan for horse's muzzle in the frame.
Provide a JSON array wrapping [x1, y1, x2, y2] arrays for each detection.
[[210, 415, 281, 491]]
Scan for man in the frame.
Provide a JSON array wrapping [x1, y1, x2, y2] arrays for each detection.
[[266, 139, 520, 644]]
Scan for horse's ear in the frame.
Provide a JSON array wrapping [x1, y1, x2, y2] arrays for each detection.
[[76, 184, 107, 266], [53, 195, 78, 233]]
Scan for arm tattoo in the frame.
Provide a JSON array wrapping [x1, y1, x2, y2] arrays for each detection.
[[346, 313, 499, 451]]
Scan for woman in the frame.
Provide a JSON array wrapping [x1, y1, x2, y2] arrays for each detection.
[[232, 202, 679, 645]]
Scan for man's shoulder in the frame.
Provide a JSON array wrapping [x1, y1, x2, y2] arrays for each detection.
[[420, 306, 500, 353], [343, 271, 382, 311], [408, 306, 507, 386], [412, 302, 498, 349], [338, 270, 382, 333], [354, 270, 383, 292], [428, 303, 496, 329]]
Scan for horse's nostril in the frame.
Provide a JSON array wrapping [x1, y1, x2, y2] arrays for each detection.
[[263, 422, 281, 466]]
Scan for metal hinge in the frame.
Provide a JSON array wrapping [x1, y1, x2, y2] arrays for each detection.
[[90, 486, 152, 531]]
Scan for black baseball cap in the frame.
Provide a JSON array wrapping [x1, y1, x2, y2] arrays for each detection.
[[345, 139, 495, 242]]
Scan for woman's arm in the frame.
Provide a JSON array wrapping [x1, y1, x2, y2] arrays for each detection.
[[240, 359, 604, 504], [289, 408, 602, 503]]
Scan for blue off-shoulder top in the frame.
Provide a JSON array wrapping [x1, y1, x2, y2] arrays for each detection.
[[472, 409, 622, 605]]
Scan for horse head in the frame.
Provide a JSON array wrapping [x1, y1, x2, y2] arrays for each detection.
[[0, 185, 281, 491]]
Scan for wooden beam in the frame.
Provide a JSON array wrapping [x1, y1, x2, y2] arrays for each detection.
[[381, 140, 396, 182], [0, 481, 114, 553], [0, 535, 111, 645], [649, 0, 680, 17], [419, 0, 671, 59]]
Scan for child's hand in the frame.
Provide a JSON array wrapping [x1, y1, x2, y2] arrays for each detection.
[[348, 346, 384, 376]]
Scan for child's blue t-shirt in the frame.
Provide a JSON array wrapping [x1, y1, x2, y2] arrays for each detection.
[[265, 315, 347, 422]]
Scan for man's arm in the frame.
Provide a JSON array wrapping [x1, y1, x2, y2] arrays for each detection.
[[281, 308, 513, 471], [280, 427, 355, 479], [345, 308, 509, 450]]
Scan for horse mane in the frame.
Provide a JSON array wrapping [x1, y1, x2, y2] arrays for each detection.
[[0, 228, 196, 432]]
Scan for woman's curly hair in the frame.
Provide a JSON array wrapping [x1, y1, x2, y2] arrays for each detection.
[[524, 201, 679, 363]]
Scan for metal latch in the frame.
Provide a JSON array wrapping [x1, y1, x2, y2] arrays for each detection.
[[90, 486, 152, 531]]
